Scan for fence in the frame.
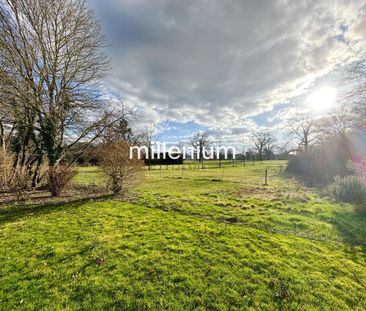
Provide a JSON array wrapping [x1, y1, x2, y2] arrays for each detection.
[[145, 163, 286, 186]]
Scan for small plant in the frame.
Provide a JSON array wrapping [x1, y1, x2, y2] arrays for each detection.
[[90, 237, 107, 266], [327, 175, 366, 210], [269, 277, 291, 301]]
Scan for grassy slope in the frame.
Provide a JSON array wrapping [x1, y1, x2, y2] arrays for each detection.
[[0, 161, 365, 310]]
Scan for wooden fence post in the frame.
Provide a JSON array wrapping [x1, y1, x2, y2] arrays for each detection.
[[264, 169, 268, 186]]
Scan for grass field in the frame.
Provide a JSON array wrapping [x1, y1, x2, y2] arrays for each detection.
[[1, 161, 366, 310]]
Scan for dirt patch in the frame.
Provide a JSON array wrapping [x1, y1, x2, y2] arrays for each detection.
[[235, 186, 278, 199], [0, 187, 109, 208]]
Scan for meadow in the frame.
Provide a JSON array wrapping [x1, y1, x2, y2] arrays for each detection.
[[0, 161, 365, 310]]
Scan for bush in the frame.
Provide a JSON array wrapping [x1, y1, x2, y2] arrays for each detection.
[[327, 175, 366, 208], [0, 150, 29, 193], [47, 165, 76, 197], [99, 141, 143, 195], [286, 137, 351, 184], [0, 149, 15, 191]]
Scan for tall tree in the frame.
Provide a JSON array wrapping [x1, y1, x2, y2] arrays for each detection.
[[239, 140, 247, 166], [343, 60, 366, 129], [190, 132, 210, 169], [0, 0, 121, 189], [0, 97, 12, 151], [213, 137, 224, 168], [251, 131, 275, 162], [99, 101, 137, 144], [319, 103, 356, 139], [289, 114, 321, 153], [141, 126, 156, 171]]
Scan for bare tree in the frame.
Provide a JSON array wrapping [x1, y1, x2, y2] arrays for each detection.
[[213, 137, 224, 168], [318, 103, 357, 139], [251, 131, 275, 162], [263, 140, 276, 160], [190, 132, 210, 168], [289, 114, 321, 153], [0, 99, 13, 152], [99, 101, 137, 144], [240, 140, 247, 166], [276, 140, 296, 159], [341, 59, 366, 128], [0, 0, 122, 191], [140, 125, 156, 171]]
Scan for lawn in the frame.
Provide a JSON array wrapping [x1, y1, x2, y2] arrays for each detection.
[[0, 161, 365, 310]]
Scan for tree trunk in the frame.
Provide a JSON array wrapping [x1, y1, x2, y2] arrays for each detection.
[[0, 120, 4, 151]]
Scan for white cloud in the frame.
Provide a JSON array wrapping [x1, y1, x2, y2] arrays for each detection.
[[90, 0, 366, 132]]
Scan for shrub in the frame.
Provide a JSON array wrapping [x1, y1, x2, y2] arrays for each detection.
[[10, 166, 30, 196], [47, 165, 76, 197], [286, 137, 351, 184], [0, 149, 14, 191], [327, 175, 366, 209], [0, 150, 29, 193], [99, 141, 143, 195]]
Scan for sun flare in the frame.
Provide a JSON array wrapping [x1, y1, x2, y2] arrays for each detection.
[[306, 86, 337, 112]]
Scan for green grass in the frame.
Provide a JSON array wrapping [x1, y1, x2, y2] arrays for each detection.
[[1, 161, 366, 310], [72, 166, 106, 185]]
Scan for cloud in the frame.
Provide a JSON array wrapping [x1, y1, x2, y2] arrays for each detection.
[[90, 0, 366, 133]]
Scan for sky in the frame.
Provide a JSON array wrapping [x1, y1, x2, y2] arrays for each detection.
[[89, 0, 366, 145]]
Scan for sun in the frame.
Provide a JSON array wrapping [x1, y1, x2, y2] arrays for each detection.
[[306, 86, 337, 112]]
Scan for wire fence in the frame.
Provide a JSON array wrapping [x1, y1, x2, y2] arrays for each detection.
[[146, 163, 287, 186], [74, 162, 287, 188]]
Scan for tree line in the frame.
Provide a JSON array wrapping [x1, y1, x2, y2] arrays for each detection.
[[0, 0, 365, 197]]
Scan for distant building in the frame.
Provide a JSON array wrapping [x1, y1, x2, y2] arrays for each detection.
[[144, 153, 183, 165]]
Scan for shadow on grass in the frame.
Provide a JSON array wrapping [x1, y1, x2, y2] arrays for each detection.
[[285, 173, 366, 251], [330, 210, 366, 246], [0, 194, 113, 225]]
